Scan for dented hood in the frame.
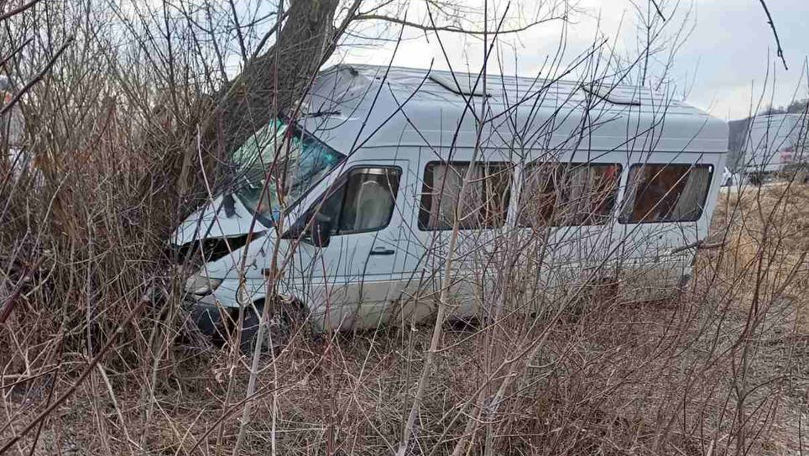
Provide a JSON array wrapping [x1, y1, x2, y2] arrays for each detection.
[[172, 194, 268, 246]]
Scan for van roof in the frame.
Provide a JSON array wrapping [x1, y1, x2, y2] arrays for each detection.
[[301, 64, 728, 157]]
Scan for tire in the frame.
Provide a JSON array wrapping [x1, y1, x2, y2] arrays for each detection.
[[676, 273, 692, 296], [238, 305, 263, 354], [238, 298, 302, 354], [189, 302, 229, 344]]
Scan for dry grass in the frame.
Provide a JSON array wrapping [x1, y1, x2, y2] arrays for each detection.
[[712, 184, 809, 333], [3, 178, 809, 455]]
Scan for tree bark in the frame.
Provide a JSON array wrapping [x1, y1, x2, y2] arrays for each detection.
[[213, 0, 340, 156]]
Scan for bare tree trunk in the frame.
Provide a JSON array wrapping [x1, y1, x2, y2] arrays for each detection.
[[214, 0, 340, 155]]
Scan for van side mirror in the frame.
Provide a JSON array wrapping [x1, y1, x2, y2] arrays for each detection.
[[309, 215, 332, 247]]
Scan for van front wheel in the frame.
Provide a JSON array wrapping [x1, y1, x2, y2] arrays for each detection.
[[238, 297, 302, 354]]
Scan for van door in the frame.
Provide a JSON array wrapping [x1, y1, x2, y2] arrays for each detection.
[[616, 157, 717, 299], [294, 160, 409, 329], [405, 156, 515, 320]]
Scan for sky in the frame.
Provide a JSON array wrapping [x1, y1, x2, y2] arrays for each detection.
[[336, 0, 809, 121]]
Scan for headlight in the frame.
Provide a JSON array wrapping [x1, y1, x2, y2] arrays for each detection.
[[185, 269, 223, 296]]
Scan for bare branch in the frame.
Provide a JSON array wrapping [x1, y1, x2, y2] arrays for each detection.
[[0, 36, 74, 116], [650, 0, 666, 21], [0, 254, 45, 325], [0, 0, 43, 22], [758, 0, 788, 70], [352, 12, 566, 35], [0, 36, 32, 69]]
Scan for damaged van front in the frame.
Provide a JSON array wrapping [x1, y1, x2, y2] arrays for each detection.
[[172, 117, 346, 340]]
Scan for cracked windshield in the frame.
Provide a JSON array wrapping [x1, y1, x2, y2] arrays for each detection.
[[232, 118, 345, 223]]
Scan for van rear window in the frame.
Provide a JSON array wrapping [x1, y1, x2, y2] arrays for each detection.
[[620, 164, 713, 223], [518, 163, 622, 227], [419, 162, 512, 231]]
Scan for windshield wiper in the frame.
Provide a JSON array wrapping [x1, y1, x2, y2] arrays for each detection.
[[302, 110, 341, 119]]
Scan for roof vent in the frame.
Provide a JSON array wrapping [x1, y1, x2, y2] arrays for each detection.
[[582, 84, 641, 106], [429, 73, 490, 97]]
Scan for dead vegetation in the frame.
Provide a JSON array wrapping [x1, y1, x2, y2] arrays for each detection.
[[1, 183, 808, 455], [1, 0, 809, 454]]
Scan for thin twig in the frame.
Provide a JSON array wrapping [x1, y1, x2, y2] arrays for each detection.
[[0, 37, 33, 69], [0, 36, 74, 117], [0, 0, 44, 22], [650, 0, 666, 21], [758, 0, 788, 70], [0, 255, 46, 325], [353, 12, 564, 35], [249, 10, 289, 62]]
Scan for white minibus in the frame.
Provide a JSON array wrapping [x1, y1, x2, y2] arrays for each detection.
[[172, 65, 728, 344]]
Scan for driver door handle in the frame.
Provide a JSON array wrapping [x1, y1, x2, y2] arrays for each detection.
[[369, 247, 395, 256]]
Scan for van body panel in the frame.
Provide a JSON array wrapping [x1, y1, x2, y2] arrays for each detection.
[[174, 194, 267, 246]]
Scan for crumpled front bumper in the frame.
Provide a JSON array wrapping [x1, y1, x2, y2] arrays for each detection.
[[182, 277, 262, 338]]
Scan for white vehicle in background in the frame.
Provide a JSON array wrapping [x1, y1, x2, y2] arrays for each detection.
[[743, 113, 808, 185], [172, 65, 728, 345]]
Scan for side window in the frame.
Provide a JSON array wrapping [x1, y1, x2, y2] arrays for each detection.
[[418, 162, 512, 231], [316, 167, 401, 234], [518, 162, 621, 227], [619, 164, 713, 223]]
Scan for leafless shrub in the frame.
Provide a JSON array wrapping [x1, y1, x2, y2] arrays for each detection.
[[0, 0, 807, 455]]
